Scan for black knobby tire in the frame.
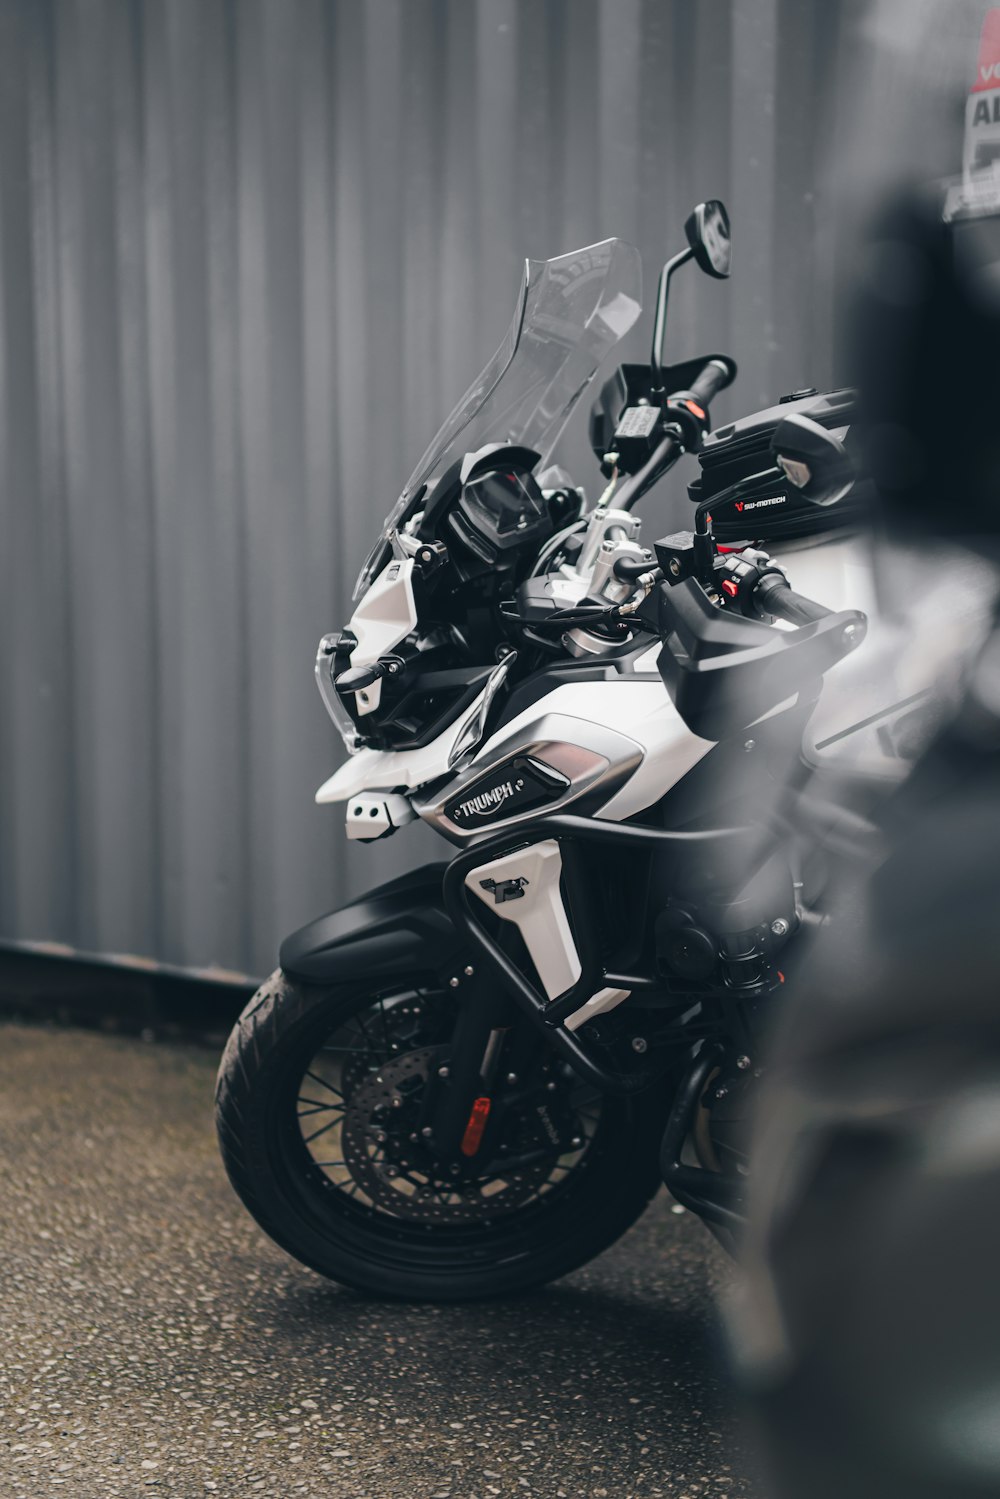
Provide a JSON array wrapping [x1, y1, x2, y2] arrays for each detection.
[[215, 970, 666, 1301]]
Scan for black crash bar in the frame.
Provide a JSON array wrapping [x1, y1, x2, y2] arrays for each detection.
[[441, 813, 766, 1095]]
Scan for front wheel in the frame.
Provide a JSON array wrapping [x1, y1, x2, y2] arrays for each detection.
[[215, 971, 666, 1301]]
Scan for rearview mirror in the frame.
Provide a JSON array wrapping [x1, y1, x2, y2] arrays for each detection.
[[771, 414, 854, 507], [685, 200, 732, 279]]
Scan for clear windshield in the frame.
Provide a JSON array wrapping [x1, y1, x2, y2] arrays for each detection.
[[354, 237, 642, 596]]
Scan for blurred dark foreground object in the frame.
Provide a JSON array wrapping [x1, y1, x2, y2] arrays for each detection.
[[853, 188, 1000, 542], [735, 186, 1000, 1499]]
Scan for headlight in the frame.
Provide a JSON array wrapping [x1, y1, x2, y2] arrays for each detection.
[[315, 635, 361, 754]]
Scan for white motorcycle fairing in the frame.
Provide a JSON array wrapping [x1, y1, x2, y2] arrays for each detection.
[[317, 531, 900, 823], [317, 675, 716, 833], [344, 558, 418, 717]]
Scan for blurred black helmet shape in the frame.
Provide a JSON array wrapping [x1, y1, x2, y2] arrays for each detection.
[[852, 187, 1000, 541]]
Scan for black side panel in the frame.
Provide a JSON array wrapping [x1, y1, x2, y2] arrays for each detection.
[[279, 863, 464, 986]]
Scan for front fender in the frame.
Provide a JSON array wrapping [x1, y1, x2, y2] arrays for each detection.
[[279, 863, 465, 986]]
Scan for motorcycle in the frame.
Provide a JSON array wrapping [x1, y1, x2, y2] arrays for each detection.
[[215, 202, 897, 1299]]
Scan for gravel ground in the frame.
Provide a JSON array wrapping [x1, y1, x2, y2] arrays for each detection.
[[0, 1021, 761, 1499]]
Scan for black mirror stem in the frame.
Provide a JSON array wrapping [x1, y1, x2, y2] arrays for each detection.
[[650, 245, 694, 396]]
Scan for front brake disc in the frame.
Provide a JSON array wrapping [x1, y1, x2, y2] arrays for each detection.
[[338, 1046, 557, 1223]]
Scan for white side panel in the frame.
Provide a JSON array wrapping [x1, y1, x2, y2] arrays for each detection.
[[594, 687, 715, 821], [563, 985, 631, 1032], [348, 558, 418, 668], [472, 679, 714, 823], [466, 842, 581, 1000]]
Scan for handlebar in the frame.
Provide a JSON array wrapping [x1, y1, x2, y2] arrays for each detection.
[[687, 358, 734, 410], [615, 358, 735, 514], [752, 572, 832, 627], [614, 432, 682, 513]]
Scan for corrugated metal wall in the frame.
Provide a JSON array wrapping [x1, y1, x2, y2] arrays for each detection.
[[0, 0, 979, 976]]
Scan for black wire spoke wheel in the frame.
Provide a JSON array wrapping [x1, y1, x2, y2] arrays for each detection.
[[216, 970, 667, 1300], [298, 994, 599, 1226]]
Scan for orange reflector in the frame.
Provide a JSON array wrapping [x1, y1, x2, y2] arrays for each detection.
[[684, 399, 706, 420], [460, 1095, 492, 1156]]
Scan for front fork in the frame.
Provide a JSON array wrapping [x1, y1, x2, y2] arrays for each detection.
[[427, 969, 522, 1161]]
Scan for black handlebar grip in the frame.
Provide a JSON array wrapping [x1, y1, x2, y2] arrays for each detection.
[[753, 571, 832, 627], [688, 358, 735, 410]]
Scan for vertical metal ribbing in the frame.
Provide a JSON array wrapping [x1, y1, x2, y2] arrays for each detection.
[[1, 0, 903, 975]]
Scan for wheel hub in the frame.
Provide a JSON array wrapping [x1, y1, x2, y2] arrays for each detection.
[[338, 1044, 573, 1223]]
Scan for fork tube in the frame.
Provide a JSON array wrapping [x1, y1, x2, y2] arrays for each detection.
[[428, 976, 518, 1160]]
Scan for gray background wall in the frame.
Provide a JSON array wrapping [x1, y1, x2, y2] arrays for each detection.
[[0, 0, 982, 977]]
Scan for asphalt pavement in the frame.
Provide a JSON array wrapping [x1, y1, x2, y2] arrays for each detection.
[[0, 1021, 762, 1499]]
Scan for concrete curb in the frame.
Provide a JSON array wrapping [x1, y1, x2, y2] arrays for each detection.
[[0, 941, 258, 1045]]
